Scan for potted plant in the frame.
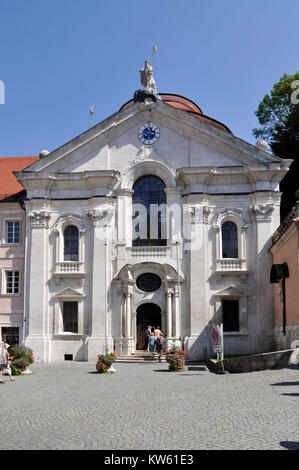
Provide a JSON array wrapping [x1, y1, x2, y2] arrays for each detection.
[[166, 347, 186, 372], [10, 346, 34, 375], [96, 352, 117, 374]]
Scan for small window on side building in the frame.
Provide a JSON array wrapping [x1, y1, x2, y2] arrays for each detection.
[[6, 221, 20, 244]]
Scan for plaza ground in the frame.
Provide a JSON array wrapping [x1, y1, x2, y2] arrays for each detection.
[[1, 361, 299, 450]]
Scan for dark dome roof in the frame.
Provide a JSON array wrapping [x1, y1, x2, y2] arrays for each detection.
[[119, 93, 232, 134]]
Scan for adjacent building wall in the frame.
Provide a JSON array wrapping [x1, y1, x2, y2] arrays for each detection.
[[0, 202, 26, 346], [270, 215, 299, 349]]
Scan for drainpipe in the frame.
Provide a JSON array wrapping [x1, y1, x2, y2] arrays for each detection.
[[282, 277, 286, 336]]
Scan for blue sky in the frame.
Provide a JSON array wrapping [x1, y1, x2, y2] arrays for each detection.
[[0, 0, 298, 157]]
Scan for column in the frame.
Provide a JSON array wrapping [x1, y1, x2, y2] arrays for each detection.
[[122, 286, 134, 355], [166, 290, 173, 338], [114, 289, 126, 356], [125, 291, 132, 338], [173, 285, 181, 347], [166, 289, 174, 349]]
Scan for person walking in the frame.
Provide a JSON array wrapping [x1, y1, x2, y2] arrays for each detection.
[[3, 344, 15, 382], [0, 341, 8, 384]]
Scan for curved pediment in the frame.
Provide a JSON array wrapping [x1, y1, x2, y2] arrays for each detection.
[[114, 262, 184, 283]]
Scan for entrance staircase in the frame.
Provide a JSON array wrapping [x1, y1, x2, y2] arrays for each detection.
[[116, 350, 167, 363]]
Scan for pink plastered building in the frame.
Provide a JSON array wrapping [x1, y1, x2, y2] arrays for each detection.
[[0, 157, 38, 346], [270, 203, 299, 350]]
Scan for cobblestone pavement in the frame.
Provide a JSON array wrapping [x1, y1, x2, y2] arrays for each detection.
[[1, 361, 299, 450]]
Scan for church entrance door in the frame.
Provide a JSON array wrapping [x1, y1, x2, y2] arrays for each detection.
[[136, 303, 161, 350]]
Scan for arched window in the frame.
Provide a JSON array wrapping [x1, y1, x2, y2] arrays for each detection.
[[64, 225, 79, 261], [132, 175, 167, 246], [222, 221, 238, 258]]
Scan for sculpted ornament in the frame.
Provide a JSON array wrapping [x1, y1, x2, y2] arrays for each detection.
[[29, 211, 51, 228], [87, 208, 114, 227], [251, 203, 274, 221]]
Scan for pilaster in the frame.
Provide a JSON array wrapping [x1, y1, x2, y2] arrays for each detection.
[[87, 208, 113, 360], [250, 199, 276, 351], [25, 208, 51, 363]]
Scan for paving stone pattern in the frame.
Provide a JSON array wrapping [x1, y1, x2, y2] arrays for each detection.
[[1, 362, 299, 450]]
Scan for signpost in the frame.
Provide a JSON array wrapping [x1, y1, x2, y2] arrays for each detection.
[[211, 324, 224, 363]]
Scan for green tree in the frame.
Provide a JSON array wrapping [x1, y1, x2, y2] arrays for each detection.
[[253, 73, 299, 221]]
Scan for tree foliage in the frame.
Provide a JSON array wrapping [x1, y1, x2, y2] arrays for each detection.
[[253, 73, 299, 221]]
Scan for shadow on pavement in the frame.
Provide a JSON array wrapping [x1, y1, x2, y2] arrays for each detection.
[[280, 441, 299, 450], [270, 381, 299, 387]]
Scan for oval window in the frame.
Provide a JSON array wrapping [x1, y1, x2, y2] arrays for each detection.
[[136, 273, 162, 292]]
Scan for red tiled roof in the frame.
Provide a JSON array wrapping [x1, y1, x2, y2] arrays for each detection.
[[119, 93, 232, 134], [0, 156, 39, 201]]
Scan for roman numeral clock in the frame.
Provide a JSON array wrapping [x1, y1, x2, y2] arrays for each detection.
[[137, 122, 160, 145]]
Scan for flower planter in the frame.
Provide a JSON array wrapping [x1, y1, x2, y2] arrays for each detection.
[[166, 348, 186, 372], [96, 352, 117, 374], [10, 346, 35, 376]]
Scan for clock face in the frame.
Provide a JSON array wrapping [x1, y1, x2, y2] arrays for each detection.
[[137, 122, 160, 145]]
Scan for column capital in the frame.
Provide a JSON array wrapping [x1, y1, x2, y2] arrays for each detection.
[[164, 187, 181, 196], [29, 210, 51, 228], [115, 188, 134, 197], [174, 285, 180, 297]]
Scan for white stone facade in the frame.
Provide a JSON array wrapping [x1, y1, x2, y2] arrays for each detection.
[[15, 97, 292, 362]]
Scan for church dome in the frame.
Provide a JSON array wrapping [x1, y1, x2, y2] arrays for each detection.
[[119, 93, 232, 134]]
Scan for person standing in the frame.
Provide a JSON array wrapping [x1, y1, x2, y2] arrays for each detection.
[[145, 325, 152, 351], [149, 333, 156, 353], [154, 325, 162, 343], [156, 332, 165, 354]]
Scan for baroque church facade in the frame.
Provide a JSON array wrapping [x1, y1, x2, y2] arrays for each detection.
[[12, 65, 292, 363]]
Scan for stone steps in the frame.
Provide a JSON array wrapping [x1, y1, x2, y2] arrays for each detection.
[[116, 351, 167, 363]]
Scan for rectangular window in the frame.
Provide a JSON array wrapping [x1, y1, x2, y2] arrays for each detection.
[[5, 271, 20, 294], [5, 221, 20, 244], [223, 300, 239, 332], [63, 302, 78, 333]]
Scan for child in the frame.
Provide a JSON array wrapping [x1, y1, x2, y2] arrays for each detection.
[[149, 333, 156, 353]]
